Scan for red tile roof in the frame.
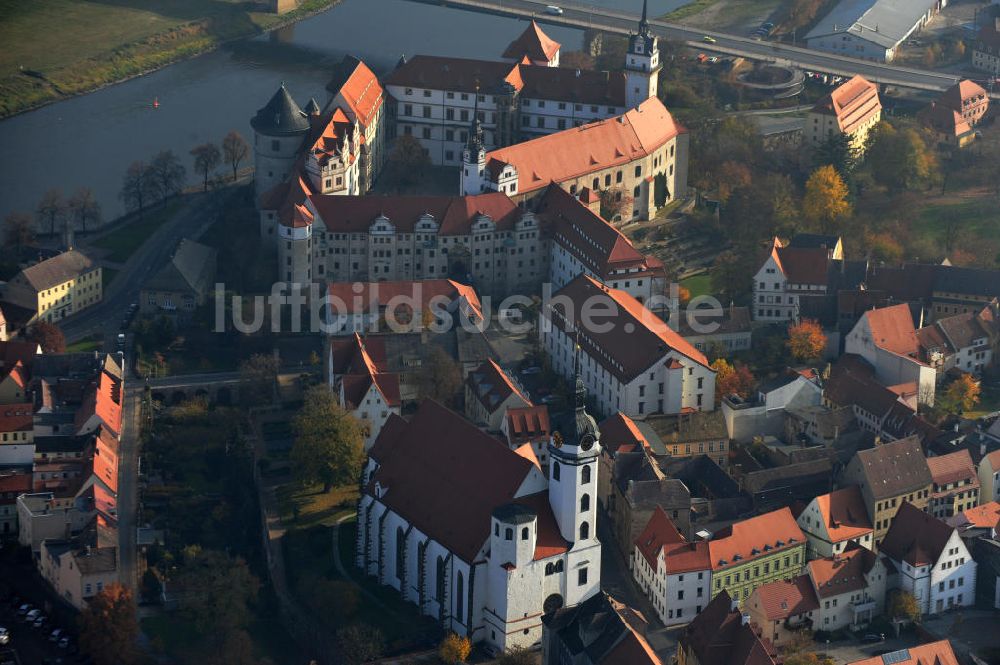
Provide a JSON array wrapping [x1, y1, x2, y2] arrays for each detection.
[[863, 304, 920, 358], [775, 245, 831, 286], [598, 412, 649, 456], [940, 80, 988, 114], [811, 75, 881, 134], [330, 333, 388, 376], [602, 626, 663, 665], [367, 400, 540, 562], [325, 279, 483, 322], [0, 402, 33, 433], [750, 575, 819, 621], [74, 370, 122, 437], [709, 507, 806, 570], [90, 427, 119, 494], [503, 21, 561, 64], [635, 505, 711, 574], [505, 405, 550, 445], [546, 275, 710, 384], [880, 502, 955, 567], [485, 97, 682, 195], [331, 58, 384, 129], [920, 103, 973, 138], [847, 640, 959, 665], [807, 545, 878, 599], [680, 591, 779, 665], [812, 485, 873, 544], [926, 449, 978, 489], [0, 471, 32, 497], [512, 490, 569, 560], [952, 501, 1000, 530], [466, 359, 531, 415], [0, 340, 39, 373]]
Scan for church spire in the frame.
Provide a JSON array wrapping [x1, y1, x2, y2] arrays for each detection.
[[467, 80, 484, 155], [639, 0, 649, 35], [573, 328, 586, 412]]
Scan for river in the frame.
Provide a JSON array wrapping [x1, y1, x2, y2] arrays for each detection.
[[0, 0, 688, 223]]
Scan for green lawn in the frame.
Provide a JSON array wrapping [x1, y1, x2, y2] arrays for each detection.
[[912, 199, 1000, 248], [66, 336, 102, 353], [275, 482, 358, 529], [681, 271, 714, 298], [93, 202, 180, 263], [966, 385, 1000, 420]]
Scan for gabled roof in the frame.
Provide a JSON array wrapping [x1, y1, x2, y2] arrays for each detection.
[[325, 279, 483, 322], [145, 239, 216, 297], [325, 56, 384, 129], [939, 80, 988, 114], [546, 275, 710, 384], [485, 97, 682, 195], [542, 593, 663, 665], [775, 244, 832, 286], [849, 436, 931, 500], [466, 359, 531, 416], [709, 508, 806, 570], [18, 250, 96, 291], [251, 83, 310, 136], [635, 505, 710, 574], [880, 502, 955, 567], [505, 405, 550, 445], [751, 575, 819, 620], [810, 485, 873, 543], [920, 103, 973, 138], [74, 370, 122, 437], [503, 20, 561, 63], [807, 544, 879, 598], [334, 333, 401, 409], [847, 640, 959, 665], [926, 449, 977, 489], [809, 76, 881, 134], [598, 412, 649, 456], [367, 400, 541, 562], [862, 303, 920, 358], [948, 501, 1000, 531], [680, 591, 779, 665]]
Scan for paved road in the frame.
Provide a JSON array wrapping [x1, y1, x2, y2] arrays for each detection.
[[117, 385, 143, 594], [145, 371, 240, 390], [417, 0, 996, 95]]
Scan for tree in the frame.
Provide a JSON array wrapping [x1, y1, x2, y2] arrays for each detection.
[[36, 188, 65, 237], [787, 319, 826, 363], [497, 646, 536, 665], [723, 174, 799, 248], [222, 131, 250, 182], [802, 165, 851, 233], [941, 374, 981, 414], [78, 584, 138, 665], [191, 142, 222, 192], [175, 547, 259, 634], [711, 249, 755, 301], [299, 576, 359, 624], [336, 624, 385, 665], [418, 346, 463, 406], [385, 134, 431, 189], [26, 321, 66, 353], [888, 590, 921, 623], [238, 353, 279, 408], [290, 385, 365, 492], [812, 131, 857, 176], [3, 212, 34, 250], [711, 358, 755, 401], [150, 149, 187, 200], [66, 187, 101, 235], [439, 633, 472, 664], [120, 161, 160, 216], [867, 122, 939, 192], [716, 160, 752, 205], [599, 186, 635, 222]]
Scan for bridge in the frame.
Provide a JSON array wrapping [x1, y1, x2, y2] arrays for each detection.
[[413, 0, 996, 95], [144, 371, 241, 405]]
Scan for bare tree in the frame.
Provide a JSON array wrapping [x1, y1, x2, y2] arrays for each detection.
[[120, 161, 161, 217], [3, 212, 35, 251], [36, 188, 65, 237], [222, 131, 250, 182], [150, 150, 186, 201], [67, 187, 101, 235], [190, 142, 221, 192]]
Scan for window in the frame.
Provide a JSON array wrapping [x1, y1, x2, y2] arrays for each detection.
[[580, 494, 590, 512], [395, 527, 406, 581], [522, 527, 529, 540], [581, 465, 591, 484], [578, 568, 588, 585], [553, 461, 561, 481], [580, 522, 590, 540], [456, 571, 464, 622], [505, 528, 513, 540]]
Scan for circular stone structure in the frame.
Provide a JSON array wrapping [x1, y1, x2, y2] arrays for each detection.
[[736, 64, 805, 99]]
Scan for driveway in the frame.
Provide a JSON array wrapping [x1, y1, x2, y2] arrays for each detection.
[[922, 610, 1000, 661]]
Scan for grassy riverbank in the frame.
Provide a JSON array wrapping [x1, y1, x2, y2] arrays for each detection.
[[0, 0, 339, 119]]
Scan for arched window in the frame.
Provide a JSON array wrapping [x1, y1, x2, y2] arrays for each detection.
[[580, 494, 590, 512], [395, 527, 405, 581], [505, 528, 513, 540], [581, 464, 591, 484], [545, 562, 553, 575], [552, 461, 561, 481], [555, 560, 564, 573], [436, 556, 446, 604], [521, 527, 529, 540], [494, 523, 499, 537], [456, 571, 465, 624], [580, 521, 590, 540]]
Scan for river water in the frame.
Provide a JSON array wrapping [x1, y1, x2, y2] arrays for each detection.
[[0, 0, 687, 223]]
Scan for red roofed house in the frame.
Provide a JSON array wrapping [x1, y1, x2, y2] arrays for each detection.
[[357, 393, 602, 652], [947, 501, 1000, 540], [0, 470, 33, 536], [752, 235, 842, 323], [502, 405, 552, 468], [325, 278, 483, 335], [847, 640, 960, 665], [328, 333, 401, 450], [805, 75, 881, 156], [677, 590, 779, 665], [465, 359, 531, 431], [805, 545, 886, 631], [632, 506, 711, 626], [542, 591, 664, 665], [74, 369, 123, 438], [324, 56, 387, 192], [926, 450, 980, 519], [542, 274, 715, 419], [845, 304, 937, 406], [796, 485, 875, 558], [879, 502, 976, 615], [0, 402, 34, 446], [465, 96, 687, 221], [746, 575, 818, 645], [0, 340, 40, 405], [503, 20, 561, 67]]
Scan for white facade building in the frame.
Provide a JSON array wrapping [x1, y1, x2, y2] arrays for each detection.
[[796, 486, 875, 559]]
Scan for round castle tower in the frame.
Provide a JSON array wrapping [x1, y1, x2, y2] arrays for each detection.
[[490, 503, 538, 570], [251, 82, 311, 204]]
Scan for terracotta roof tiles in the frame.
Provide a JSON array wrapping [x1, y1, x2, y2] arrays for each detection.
[[503, 21, 561, 64], [813, 485, 873, 543], [847, 640, 959, 665], [926, 449, 978, 488], [880, 502, 954, 567], [811, 75, 881, 135], [751, 575, 819, 621], [807, 545, 878, 599], [467, 359, 531, 415], [709, 507, 806, 570]]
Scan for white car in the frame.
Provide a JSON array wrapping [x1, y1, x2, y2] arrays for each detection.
[[545, 5, 563, 15], [0, 626, 9, 645]]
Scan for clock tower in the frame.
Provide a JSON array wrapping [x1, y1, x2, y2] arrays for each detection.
[[625, 0, 661, 108]]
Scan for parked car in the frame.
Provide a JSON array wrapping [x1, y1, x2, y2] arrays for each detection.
[[24, 609, 40, 622], [863, 634, 885, 643], [702, 35, 717, 43], [58, 636, 72, 650], [545, 5, 563, 14], [15, 603, 32, 617], [0, 626, 9, 645], [49, 628, 64, 642], [33, 615, 49, 629]]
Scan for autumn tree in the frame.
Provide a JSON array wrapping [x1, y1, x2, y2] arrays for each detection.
[[418, 345, 463, 407], [787, 318, 826, 363], [26, 321, 66, 353], [599, 186, 635, 221], [812, 131, 857, 176], [175, 546, 260, 635], [439, 633, 472, 664], [67, 187, 101, 235], [238, 353, 279, 408], [716, 160, 753, 205], [3, 212, 34, 250], [385, 134, 431, 189], [941, 374, 981, 414], [222, 130, 250, 182], [867, 122, 939, 192], [803, 165, 851, 233], [337, 624, 386, 665], [711, 249, 755, 301], [723, 174, 799, 246], [291, 385, 365, 492], [36, 188, 65, 237], [150, 149, 187, 200], [120, 161, 160, 216], [78, 584, 139, 665], [888, 590, 921, 623], [711, 358, 755, 401], [191, 142, 222, 191]]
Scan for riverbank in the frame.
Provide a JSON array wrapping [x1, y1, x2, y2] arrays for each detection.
[[0, 0, 341, 119], [661, 0, 781, 32]]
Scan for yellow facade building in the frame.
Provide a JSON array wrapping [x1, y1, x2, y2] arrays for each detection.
[[4, 251, 102, 323]]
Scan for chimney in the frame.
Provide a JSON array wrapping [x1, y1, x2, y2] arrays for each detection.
[[731, 598, 740, 611], [64, 219, 75, 252], [741, 613, 751, 626]]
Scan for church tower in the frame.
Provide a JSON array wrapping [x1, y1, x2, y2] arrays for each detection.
[[460, 90, 487, 196], [625, 0, 661, 108]]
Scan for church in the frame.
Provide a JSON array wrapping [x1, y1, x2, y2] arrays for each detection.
[[356, 373, 603, 651]]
